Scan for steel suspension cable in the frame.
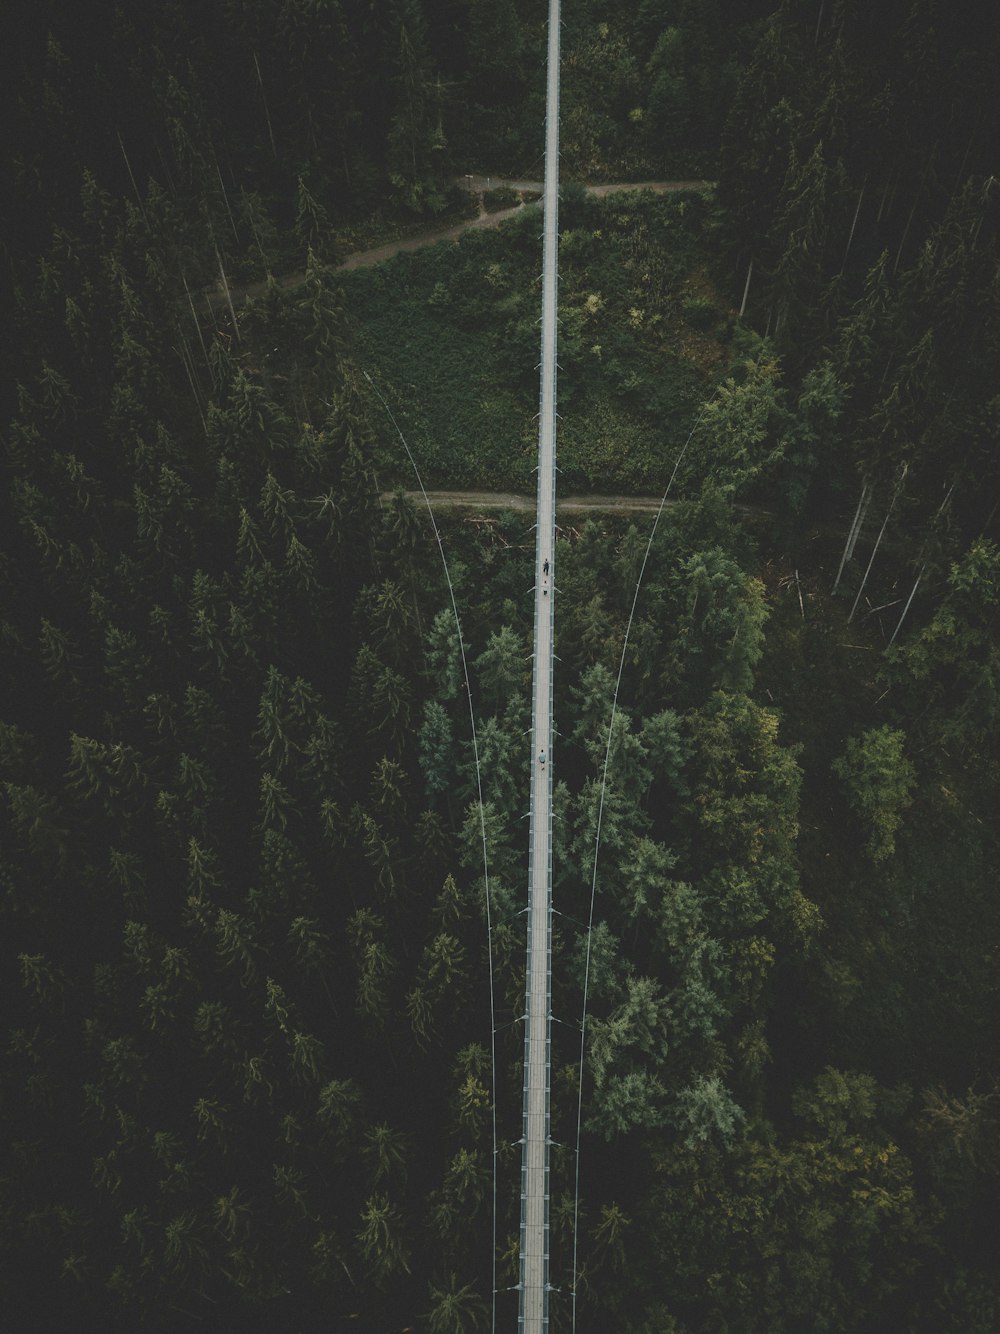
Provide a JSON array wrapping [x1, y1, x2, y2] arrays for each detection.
[[363, 370, 500, 1332], [569, 398, 717, 1331]]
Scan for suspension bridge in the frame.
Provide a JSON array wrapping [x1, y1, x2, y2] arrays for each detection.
[[370, 1, 697, 1324], [519, 0, 561, 1327]]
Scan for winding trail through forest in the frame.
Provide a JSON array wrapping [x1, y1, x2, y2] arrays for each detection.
[[202, 176, 712, 312], [381, 490, 775, 523], [384, 489, 670, 515]]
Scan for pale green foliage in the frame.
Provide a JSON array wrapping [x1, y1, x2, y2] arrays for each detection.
[[347, 910, 396, 1026], [465, 713, 521, 815], [571, 661, 616, 752], [573, 920, 622, 1002], [419, 699, 453, 797], [572, 704, 657, 880], [3, 782, 69, 869], [780, 360, 847, 511], [416, 932, 467, 1005], [649, 1067, 927, 1329], [589, 1070, 669, 1139], [890, 539, 1000, 754], [687, 693, 803, 919], [639, 709, 690, 794], [258, 771, 296, 833], [289, 1031, 324, 1084], [833, 725, 916, 863], [425, 1270, 488, 1333], [656, 880, 703, 954], [675, 548, 768, 693], [590, 974, 671, 1084], [426, 607, 462, 700], [588, 974, 673, 1137], [674, 1073, 745, 1148], [287, 916, 333, 978], [792, 1067, 879, 1139], [294, 177, 331, 257], [356, 1193, 411, 1279], [452, 1066, 491, 1144], [473, 624, 524, 710], [674, 938, 729, 1042], [214, 909, 258, 986], [443, 1147, 489, 1212], [687, 354, 784, 496], [363, 1123, 409, 1186], [459, 799, 518, 887], [317, 1078, 363, 1147], [590, 1200, 630, 1274], [18, 952, 66, 1007], [620, 836, 678, 922], [432, 873, 464, 929]]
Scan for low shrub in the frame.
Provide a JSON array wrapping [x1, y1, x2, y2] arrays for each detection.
[[483, 186, 520, 213]]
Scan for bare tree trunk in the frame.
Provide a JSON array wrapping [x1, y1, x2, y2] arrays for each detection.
[[876, 172, 896, 224], [211, 141, 240, 244], [176, 341, 208, 434], [242, 194, 271, 276], [877, 350, 896, 393], [970, 181, 995, 251], [117, 131, 146, 217], [841, 183, 865, 273], [980, 492, 1000, 537], [253, 53, 278, 160], [848, 466, 907, 623], [833, 482, 869, 593], [214, 244, 241, 342], [155, 140, 177, 196], [954, 112, 981, 189], [814, 0, 826, 43], [180, 271, 211, 372], [884, 481, 954, 646], [846, 487, 871, 562], [176, 330, 202, 402], [739, 259, 753, 318], [888, 564, 925, 647], [893, 196, 919, 274]]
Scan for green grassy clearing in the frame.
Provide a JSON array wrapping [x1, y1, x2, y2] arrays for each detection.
[[344, 188, 744, 493]]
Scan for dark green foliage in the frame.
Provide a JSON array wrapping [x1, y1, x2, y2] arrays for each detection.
[[717, 0, 1000, 553], [351, 188, 738, 492], [832, 725, 916, 864], [0, 160, 514, 1327], [2, 1, 1000, 1330]]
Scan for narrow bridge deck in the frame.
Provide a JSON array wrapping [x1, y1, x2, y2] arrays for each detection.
[[519, 1, 560, 1330]]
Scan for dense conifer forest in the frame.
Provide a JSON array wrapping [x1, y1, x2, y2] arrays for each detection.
[[2, 1, 999, 1329]]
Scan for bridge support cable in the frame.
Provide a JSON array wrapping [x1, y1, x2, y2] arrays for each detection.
[[519, 0, 561, 1330], [569, 404, 716, 1332], [363, 371, 500, 1333]]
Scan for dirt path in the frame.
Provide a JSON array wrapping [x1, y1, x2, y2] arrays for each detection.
[[383, 490, 664, 514], [459, 174, 712, 197], [339, 201, 528, 270], [203, 176, 714, 311], [382, 489, 770, 520]]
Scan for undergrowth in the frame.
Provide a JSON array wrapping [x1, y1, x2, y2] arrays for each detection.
[[347, 188, 745, 492]]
